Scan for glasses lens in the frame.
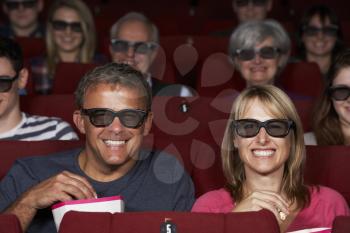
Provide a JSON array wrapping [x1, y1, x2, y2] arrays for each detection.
[[6, 1, 36, 10], [52, 20, 67, 31], [237, 49, 255, 61], [260, 47, 279, 59], [88, 109, 114, 127], [111, 40, 129, 53], [134, 42, 151, 54], [330, 87, 350, 101], [118, 110, 146, 128], [303, 26, 319, 36], [5, 2, 19, 10], [22, 0, 37, 8], [235, 120, 259, 137], [252, 0, 267, 6], [235, 0, 249, 7], [70, 22, 82, 33], [323, 26, 338, 37], [0, 79, 13, 92], [265, 120, 290, 137]]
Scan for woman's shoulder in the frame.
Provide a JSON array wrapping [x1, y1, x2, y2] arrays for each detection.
[[309, 186, 349, 213], [191, 188, 234, 213]]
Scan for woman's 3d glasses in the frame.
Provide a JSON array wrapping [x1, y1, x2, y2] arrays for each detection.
[[51, 20, 83, 33], [0, 74, 19, 92], [235, 0, 268, 7], [232, 119, 295, 138], [329, 86, 350, 101], [302, 25, 338, 37], [110, 39, 158, 54], [81, 108, 148, 128], [233, 46, 280, 61]]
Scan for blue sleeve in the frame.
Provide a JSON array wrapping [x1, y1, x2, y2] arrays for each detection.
[[172, 170, 195, 211]]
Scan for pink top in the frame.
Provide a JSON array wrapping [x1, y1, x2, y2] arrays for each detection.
[[192, 186, 349, 233]]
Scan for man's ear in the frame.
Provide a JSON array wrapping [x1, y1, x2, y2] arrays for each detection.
[[18, 68, 28, 89], [73, 110, 86, 135], [143, 111, 153, 136], [267, 0, 273, 11]]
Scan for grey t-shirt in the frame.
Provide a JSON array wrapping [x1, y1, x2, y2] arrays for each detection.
[[0, 148, 195, 233]]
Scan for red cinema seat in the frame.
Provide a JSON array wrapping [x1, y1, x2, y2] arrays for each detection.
[[15, 37, 45, 60], [305, 145, 350, 206], [52, 63, 98, 94], [0, 214, 22, 233], [59, 210, 279, 233], [332, 216, 350, 233], [0, 140, 84, 180]]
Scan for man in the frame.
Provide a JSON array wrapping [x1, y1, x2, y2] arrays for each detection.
[[0, 36, 77, 140], [0, 62, 195, 233], [233, 0, 273, 23], [0, 0, 45, 38], [109, 12, 194, 96]]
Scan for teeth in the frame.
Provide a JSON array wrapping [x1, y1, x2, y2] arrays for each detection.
[[253, 150, 274, 157], [104, 140, 126, 146]]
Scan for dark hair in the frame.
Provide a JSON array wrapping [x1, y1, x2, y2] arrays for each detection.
[[75, 62, 152, 111], [0, 36, 23, 73], [297, 5, 343, 61], [312, 49, 350, 145]]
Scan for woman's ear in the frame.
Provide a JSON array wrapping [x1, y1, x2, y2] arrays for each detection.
[[73, 110, 86, 135], [143, 111, 153, 136]]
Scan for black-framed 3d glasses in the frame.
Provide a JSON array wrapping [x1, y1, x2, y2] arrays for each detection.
[[5, 0, 37, 11], [232, 119, 295, 138], [302, 25, 338, 37], [110, 39, 158, 55], [233, 46, 280, 61], [235, 0, 268, 7], [329, 86, 350, 101], [0, 74, 19, 92], [81, 108, 148, 128], [51, 20, 83, 33]]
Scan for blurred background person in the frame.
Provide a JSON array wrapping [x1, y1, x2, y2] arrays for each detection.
[[229, 19, 290, 87], [30, 0, 106, 94], [0, 0, 44, 38], [192, 85, 349, 232], [305, 49, 350, 145], [233, 0, 273, 23], [109, 12, 194, 97], [297, 5, 344, 78]]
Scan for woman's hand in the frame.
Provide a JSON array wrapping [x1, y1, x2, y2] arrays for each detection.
[[233, 190, 290, 223]]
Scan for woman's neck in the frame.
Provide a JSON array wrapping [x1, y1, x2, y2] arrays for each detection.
[[306, 53, 331, 75], [243, 173, 284, 196], [59, 51, 79, 63], [341, 122, 350, 145]]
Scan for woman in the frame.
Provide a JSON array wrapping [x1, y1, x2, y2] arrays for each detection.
[[229, 19, 290, 87], [192, 85, 349, 232], [297, 5, 343, 77], [305, 49, 350, 145], [30, 0, 106, 94]]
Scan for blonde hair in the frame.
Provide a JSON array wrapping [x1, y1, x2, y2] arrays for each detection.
[[46, 0, 96, 76], [221, 85, 310, 208]]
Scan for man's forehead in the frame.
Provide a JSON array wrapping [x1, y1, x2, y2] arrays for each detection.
[[116, 20, 151, 41]]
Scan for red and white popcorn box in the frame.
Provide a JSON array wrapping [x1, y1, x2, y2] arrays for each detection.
[[52, 195, 124, 230]]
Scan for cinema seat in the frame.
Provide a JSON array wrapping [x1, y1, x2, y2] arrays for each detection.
[[59, 210, 279, 233], [305, 145, 350, 206], [0, 214, 22, 233], [332, 216, 350, 233]]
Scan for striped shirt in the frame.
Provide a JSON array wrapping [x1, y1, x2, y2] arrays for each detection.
[[0, 113, 78, 141]]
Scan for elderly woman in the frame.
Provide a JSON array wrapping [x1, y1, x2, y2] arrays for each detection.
[[305, 49, 350, 145], [297, 5, 343, 77], [192, 85, 349, 232], [229, 20, 290, 87]]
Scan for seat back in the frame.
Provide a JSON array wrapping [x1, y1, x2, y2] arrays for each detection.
[[0, 214, 22, 233], [332, 216, 350, 233], [59, 210, 279, 233]]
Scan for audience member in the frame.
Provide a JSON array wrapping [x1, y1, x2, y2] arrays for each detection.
[[192, 85, 349, 232], [305, 49, 350, 145], [232, 0, 273, 23], [0, 0, 44, 38], [229, 19, 290, 87], [109, 12, 194, 97], [30, 0, 106, 94], [0, 62, 195, 233], [0, 36, 77, 140], [297, 5, 343, 77]]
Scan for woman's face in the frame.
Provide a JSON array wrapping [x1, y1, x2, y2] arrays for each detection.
[[235, 37, 281, 87], [52, 7, 83, 57], [302, 14, 337, 58], [233, 98, 292, 178], [332, 67, 350, 128]]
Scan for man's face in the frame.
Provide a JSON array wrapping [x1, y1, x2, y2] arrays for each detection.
[[233, 0, 272, 23], [3, 0, 43, 31], [0, 57, 25, 120], [74, 83, 153, 177], [109, 20, 158, 75]]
